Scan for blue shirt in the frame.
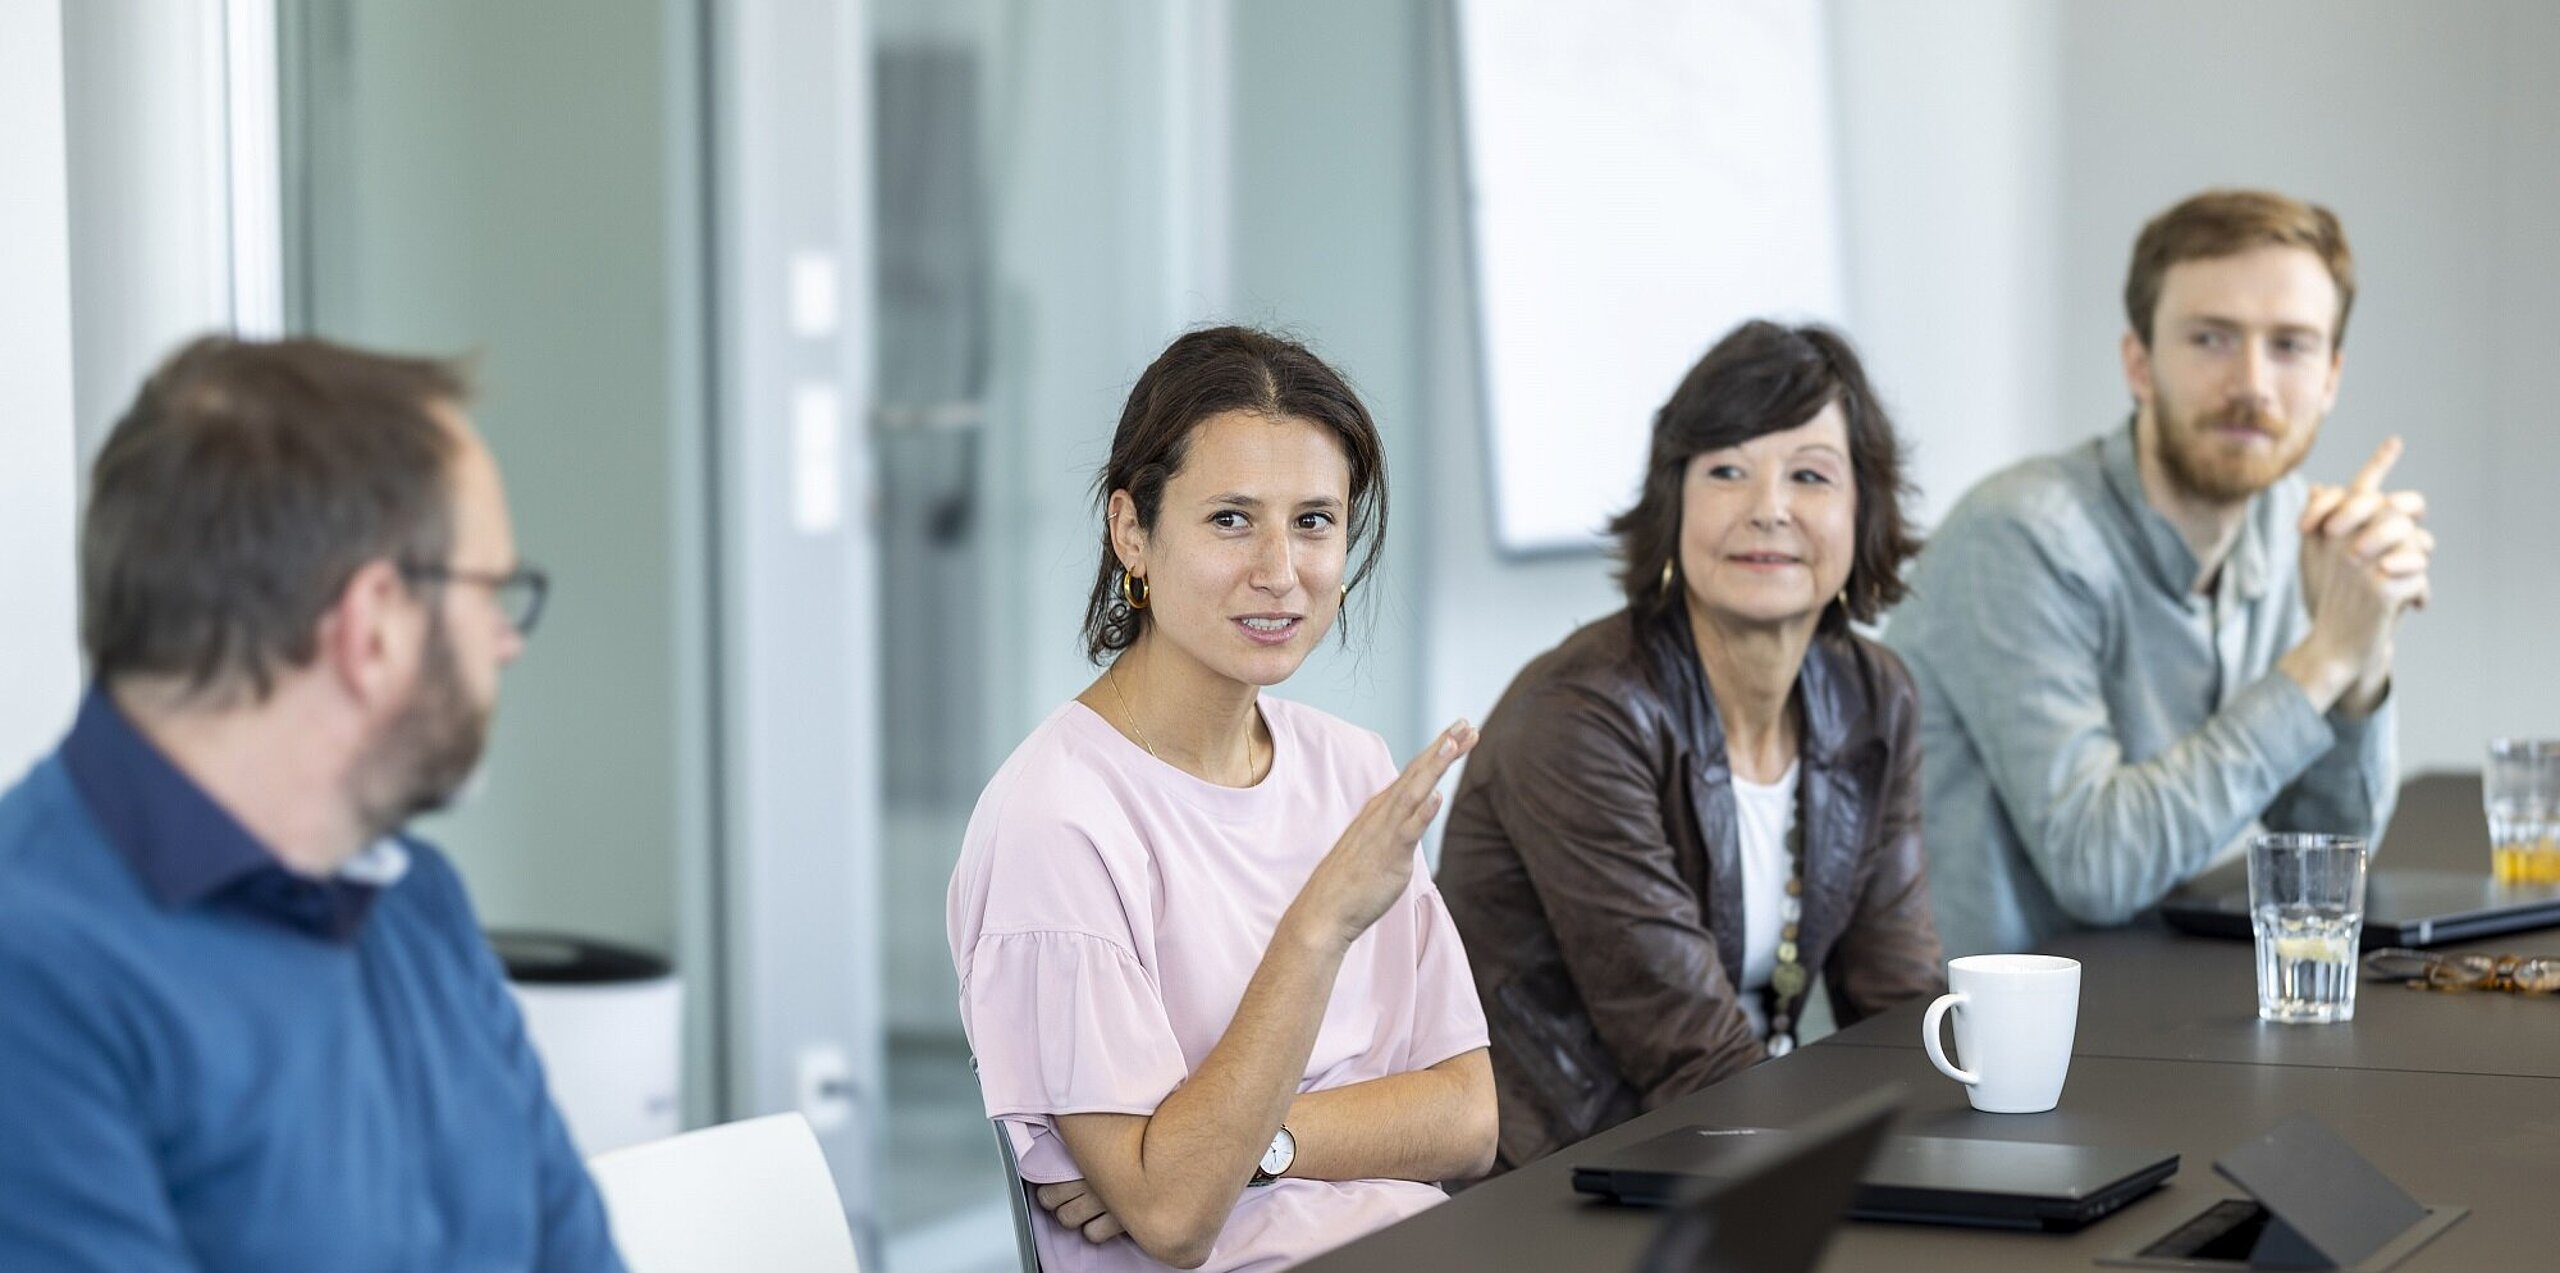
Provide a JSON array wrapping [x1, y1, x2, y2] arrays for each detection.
[[0, 688, 627, 1273], [1882, 426, 2396, 957]]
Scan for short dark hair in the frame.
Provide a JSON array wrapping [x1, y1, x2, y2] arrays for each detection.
[[1609, 320, 1918, 635], [2125, 189, 2356, 349], [1082, 326, 1388, 662], [81, 335, 472, 701]]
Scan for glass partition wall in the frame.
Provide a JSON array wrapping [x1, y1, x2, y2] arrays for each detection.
[[278, 0, 892, 1260], [870, 0, 1016, 1267]]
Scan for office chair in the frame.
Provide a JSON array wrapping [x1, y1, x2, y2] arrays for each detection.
[[587, 1113, 860, 1273], [971, 1055, 1047, 1273]]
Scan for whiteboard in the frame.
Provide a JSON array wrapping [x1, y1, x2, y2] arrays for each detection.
[[1456, 0, 1846, 554]]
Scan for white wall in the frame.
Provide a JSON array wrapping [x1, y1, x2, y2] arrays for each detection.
[[1829, 0, 2062, 527], [0, 0, 83, 778], [2482, 4, 2560, 754]]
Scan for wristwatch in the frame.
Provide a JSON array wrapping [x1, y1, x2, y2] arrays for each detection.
[[1248, 1125, 1296, 1186]]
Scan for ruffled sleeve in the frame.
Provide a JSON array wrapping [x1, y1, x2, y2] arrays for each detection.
[[961, 928, 1190, 1183]]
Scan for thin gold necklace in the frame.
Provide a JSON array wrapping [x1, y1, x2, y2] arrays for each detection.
[[1110, 663, 1273, 780], [1107, 663, 1160, 759]]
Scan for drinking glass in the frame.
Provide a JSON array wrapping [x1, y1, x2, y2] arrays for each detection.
[[2486, 740, 2560, 885], [2247, 833, 2369, 1024]]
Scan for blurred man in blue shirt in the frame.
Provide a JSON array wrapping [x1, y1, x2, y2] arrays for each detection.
[[0, 337, 625, 1272], [1884, 190, 2432, 957]]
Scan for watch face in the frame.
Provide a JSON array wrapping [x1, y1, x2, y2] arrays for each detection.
[[1260, 1126, 1296, 1177]]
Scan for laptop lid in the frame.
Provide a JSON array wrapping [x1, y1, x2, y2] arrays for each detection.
[[2160, 865, 2560, 947], [1584, 1122, 2179, 1234], [1629, 1085, 1901, 1273]]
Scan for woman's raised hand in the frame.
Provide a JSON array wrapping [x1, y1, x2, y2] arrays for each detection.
[[1290, 721, 1479, 951]]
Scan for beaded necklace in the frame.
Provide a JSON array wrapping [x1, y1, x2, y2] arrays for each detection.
[[1762, 821, 1809, 1057]]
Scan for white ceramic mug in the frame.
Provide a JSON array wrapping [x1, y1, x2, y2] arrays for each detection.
[[1920, 954, 2081, 1113]]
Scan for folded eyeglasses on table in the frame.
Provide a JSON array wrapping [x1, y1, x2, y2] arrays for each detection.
[[2361, 946, 2560, 994]]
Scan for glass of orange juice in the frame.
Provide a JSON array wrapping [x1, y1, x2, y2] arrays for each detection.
[[2486, 740, 2560, 885]]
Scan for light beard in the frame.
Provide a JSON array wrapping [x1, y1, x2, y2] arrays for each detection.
[[2153, 385, 2319, 503], [350, 615, 493, 839]]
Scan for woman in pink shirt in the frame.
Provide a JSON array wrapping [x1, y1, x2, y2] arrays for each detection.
[[948, 327, 1495, 1271]]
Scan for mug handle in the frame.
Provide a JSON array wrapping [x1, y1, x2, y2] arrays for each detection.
[[1921, 992, 1978, 1085]]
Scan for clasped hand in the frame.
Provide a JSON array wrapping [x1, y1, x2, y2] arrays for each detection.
[[2295, 436, 2432, 711]]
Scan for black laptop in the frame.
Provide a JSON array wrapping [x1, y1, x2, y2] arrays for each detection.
[[1581, 1118, 2179, 1234], [1629, 1085, 1901, 1273], [2160, 862, 2560, 947]]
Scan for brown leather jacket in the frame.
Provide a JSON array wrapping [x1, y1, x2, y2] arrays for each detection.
[[1437, 610, 1943, 1171]]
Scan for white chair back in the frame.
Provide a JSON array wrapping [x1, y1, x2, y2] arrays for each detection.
[[587, 1113, 860, 1273]]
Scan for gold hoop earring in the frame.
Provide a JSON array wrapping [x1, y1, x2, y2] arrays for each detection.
[[1339, 583, 1349, 604], [1658, 558, 1677, 596], [1120, 569, 1150, 611]]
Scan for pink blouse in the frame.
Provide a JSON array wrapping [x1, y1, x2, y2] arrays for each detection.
[[948, 697, 1490, 1273]]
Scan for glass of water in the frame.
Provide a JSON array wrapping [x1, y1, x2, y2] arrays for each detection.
[[2248, 833, 2369, 1024], [2486, 740, 2560, 885]]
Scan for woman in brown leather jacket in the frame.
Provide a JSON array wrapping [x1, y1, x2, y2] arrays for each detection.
[[1437, 320, 1945, 1172]]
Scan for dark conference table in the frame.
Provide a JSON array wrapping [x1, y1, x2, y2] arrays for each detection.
[[1301, 776, 2560, 1271]]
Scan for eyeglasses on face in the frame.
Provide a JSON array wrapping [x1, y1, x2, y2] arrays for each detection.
[[2361, 947, 2560, 995], [400, 562, 550, 636]]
